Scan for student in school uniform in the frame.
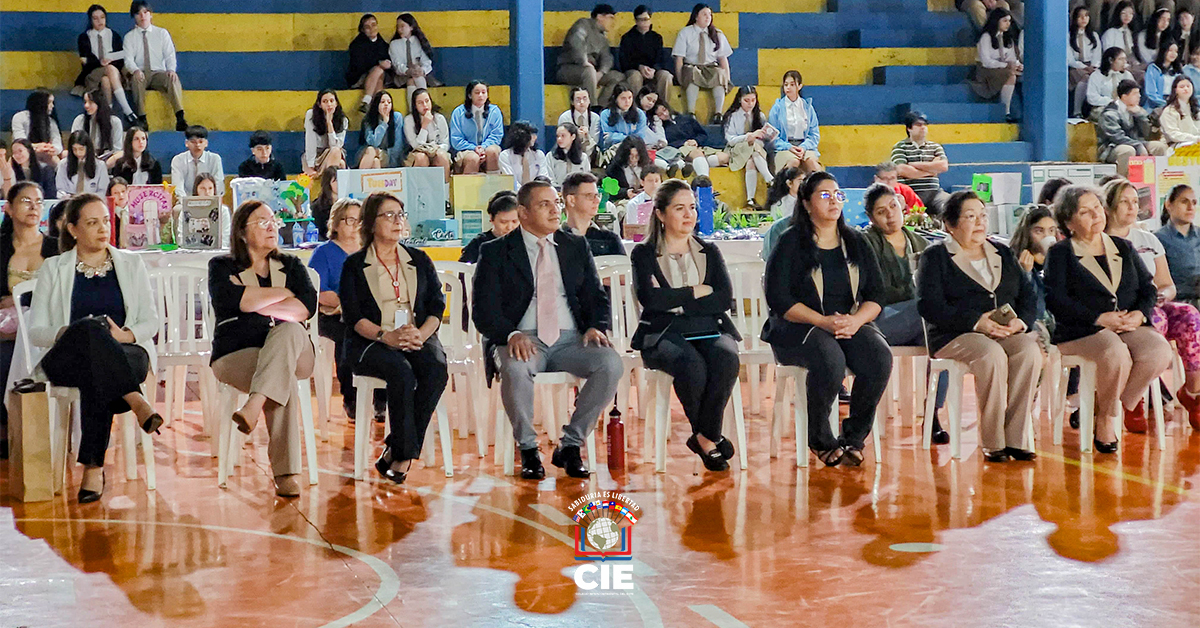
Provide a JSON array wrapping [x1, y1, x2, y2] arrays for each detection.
[[545, 123, 591, 189], [111, 127, 162, 185], [237, 131, 286, 180], [71, 90, 123, 165], [388, 13, 436, 91], [498, 122, 549, 191], [619, 5, 673, 98], [672, 3, 733, 123], [556, 4, 625, 105], [170, 125, 225, 199], [563, 171, 625, 257], [1070, 6, 1102, 118], [723, 86, 774, 207], [11, 90, 65, 166], [357, 91, 405, 169], [604, 135, 652, 201], [768, 71, 822, 176], [651, 101, 728, 178], [56, 131, 110, 198], [558, 86, 602, 163], [346, 13, 393, 113], [74, 4, 137, 126], [403, 88, 452, 181], [449, 81, 504, 174], [123, 0, 188, 131], [598, 84, 649, 165], [303, 90, 349, 177]]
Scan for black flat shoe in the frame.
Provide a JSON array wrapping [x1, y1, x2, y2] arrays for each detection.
[[141, 413, 163, 435], [374, 447, 408, 484], [686, 435, 730, 471], [551, 445, 589, 478], [78, 471, 105, 504], [812, 446, 845, 467], [1093, 440, 1119, 454], [714, 437, 734, 461], [983, 449, 1011, 463], [520, 447, 545, 480], [1004, 447, 1037, 461], [1069, 409, 1080, 430]]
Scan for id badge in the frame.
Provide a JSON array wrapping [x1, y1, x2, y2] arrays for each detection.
[[394, 309, 409, 329]]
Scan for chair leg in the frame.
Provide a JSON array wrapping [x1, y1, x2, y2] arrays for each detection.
[[353, 384, 371, 480], [437, 400, 455, 477], [163, 366, 175, 425], [172, 365, 186, 424], [1079, 365, 1096, 453], [873, 403, 884, 462], [1151, 381, 1166, 450], [948, 370, 963, 460], [123, 410, 138, 481], [139, 416, 156, 491], [491, 386, 505, 466], [654, 376, 671, 473], [922, 370, 940, 450], [217, 387, 232, 487], [770, 373, 787, 458], [314, 349, 332, 442], [296, 380, 319, 486], [727, 382, 748, 470], [1054, 364, 1068, 446], [502, 406, 515, 477], [465, 367, 487, 458], [748, 363, 760, 415], [642, 375, 656, 465], [792, 372, 808, 468]]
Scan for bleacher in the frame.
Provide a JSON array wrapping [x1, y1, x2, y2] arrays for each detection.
[[2, 0, 1038, 206]]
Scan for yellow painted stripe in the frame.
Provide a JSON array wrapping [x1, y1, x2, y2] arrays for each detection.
[[721, 0, 825, 12], [927, 0, 957, 11], [1036, 450, 1191, 496], [758, 47, 976, 85], [1068, 122, 1097, 163], [820, 123, 1018, 166], [544, 12, 739, 48], [4, 0, 96, 9], [1, 52, 79, 91]]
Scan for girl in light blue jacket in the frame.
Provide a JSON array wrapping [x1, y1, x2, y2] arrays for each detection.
[[768, 70, 822, 175], [449, 81, 504, 173]]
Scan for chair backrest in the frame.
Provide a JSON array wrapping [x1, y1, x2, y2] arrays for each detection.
[[304, 267, 321, 347], [147, 266, 213, 356], [727, 260, 767, 351], [12, 278, 37, 370], [595, 259, 637, 352], [433, 260, 479, 348], [594, 254, 627, 270]]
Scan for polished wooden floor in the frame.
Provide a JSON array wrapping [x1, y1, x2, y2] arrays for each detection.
[[1, 379, 1198, 628]]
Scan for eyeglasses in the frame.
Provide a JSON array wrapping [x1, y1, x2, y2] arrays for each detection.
[[571, 192, 601, 201], [253, 218, 284, 230], [817, 190, 847, 203], [635, 15, 652, 22], [959, 213, 988, 224], [379, 210, 408, 222], [342, 217, 362, 225]]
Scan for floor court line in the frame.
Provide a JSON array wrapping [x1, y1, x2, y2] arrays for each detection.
[[1033, 449, 1191, 495], [689, 604, 752, 628]]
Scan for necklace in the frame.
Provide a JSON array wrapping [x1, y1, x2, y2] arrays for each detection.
[[76, 252, 113, 279], [374, 244, 402, 298]]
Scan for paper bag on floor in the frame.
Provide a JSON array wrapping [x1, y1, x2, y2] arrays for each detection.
[[8, 389, 52, 502]]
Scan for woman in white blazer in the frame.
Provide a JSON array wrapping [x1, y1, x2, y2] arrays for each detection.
[[27, 193, 162, 503]]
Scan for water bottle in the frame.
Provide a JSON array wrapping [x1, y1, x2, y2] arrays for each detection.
[[607, 404, 625, 473], [304, 220, 319, 244], [291, 221, 304, 247]]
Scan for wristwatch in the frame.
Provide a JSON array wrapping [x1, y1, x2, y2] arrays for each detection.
[[375, 329, 385, 341]]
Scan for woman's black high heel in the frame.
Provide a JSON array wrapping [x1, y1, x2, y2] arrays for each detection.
[[687, 435, 730, 471], [812, 446, 845, 467], [78, 470, 105, 504], [1093, 439, 1119, 454], [375, 447, 410, 484]]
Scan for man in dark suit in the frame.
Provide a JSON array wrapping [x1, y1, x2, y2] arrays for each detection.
[[473, 179, 624, 479]]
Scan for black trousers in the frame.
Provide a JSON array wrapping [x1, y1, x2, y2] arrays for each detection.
[[318, 314, 355, 404], [642, 332, 741, 442], [40, 318, 150, 467], [771, 326, 892, 450], [351, 336, 448, 460], [0, 339, 13, 431]]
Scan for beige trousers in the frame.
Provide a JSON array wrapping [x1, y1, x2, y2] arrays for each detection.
[[624, 69, 673, 99], [212, 323, 315, 476], [129, 70, 184, 114], [1112, 142, 1168, 178], [1057, 327, 1172, 440], [935, 331, 1043, 451]]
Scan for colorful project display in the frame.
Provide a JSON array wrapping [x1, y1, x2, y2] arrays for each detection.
[[126, 185, 174, 249], [1029, 164, 1116, 207], [450, 173, 514, 211], [231, 177, 311, 220], [179, 196, 222, 249], [339, 167, 449, 231], [1124, 155, 1200, 222]]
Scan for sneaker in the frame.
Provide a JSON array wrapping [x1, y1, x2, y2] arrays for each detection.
[[1123, 400, 1147, 434]]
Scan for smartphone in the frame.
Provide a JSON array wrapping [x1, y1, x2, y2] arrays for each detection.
[[989, 303, 1017, 326]]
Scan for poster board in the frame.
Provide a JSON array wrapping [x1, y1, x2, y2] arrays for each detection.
[[1029, 163, 1117, 205], [127, 185, 173, 248], [179, 196, 222, 249], [337, 167, 449, 230], [231, 177, 311, 220]]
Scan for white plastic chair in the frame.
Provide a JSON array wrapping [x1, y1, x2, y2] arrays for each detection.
[[642, 368, 748, 472], [435, 260, 486, 456], [727, 260, 774, 414], [147, 266, 218, 449], [596, 257, 641, 432], [770, 366, 884, 468], [1052, 354, 1098, 452]]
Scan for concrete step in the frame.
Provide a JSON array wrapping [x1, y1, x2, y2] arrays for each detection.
[[852, 28, 974, 48], [900, 102, 1008, 124], [874, 64, 974, 85]]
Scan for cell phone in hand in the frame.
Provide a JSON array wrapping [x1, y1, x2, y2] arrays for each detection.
[[989, 303, 1017, 326]]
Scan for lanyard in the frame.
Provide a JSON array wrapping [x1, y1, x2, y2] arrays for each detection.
[[374, 244, 402, 299]]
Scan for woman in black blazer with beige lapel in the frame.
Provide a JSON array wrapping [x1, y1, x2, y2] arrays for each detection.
[[631, 179, 741, 471], [338, 191, 448, 484], [1044, 185, 1172, 453], [761, 171, 891, 467], [917, 190, 1042, 463]]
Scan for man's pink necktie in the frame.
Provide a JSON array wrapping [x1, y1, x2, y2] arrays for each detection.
[[536, 238, 559, 346]]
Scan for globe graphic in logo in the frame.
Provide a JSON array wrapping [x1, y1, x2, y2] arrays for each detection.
[[586, 518, 622, 552]]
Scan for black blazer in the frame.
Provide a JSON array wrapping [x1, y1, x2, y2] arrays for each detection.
[[459, 230, 497, 264], [630, 237, 740, 350], [111, 155, 164, 185], [472, 227, 609, 381], [208, 253, 318, 362], [1043, 234, 1157, 343], [338, 243, 445, 358], [604, 160, 641, 200], [760, 225, 885, 347], [0, 228, 59, 298], [916, 238, 1037, 354], [579, 225, 625, 258], [74, 30, 124, 89]]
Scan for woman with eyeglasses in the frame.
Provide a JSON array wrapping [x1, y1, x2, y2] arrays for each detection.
[[338, 191, 447, 484], [917, 191, 1041, 462], [761, 171, 891, 467], [208, 200, 318, 497]]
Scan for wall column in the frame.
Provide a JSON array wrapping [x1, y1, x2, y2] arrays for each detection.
[[1022, 0, 1068, 161], [511, 0, 545, 131]]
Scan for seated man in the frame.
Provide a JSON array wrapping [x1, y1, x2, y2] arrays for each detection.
[[124, 0, 187, 131], [619, 5, 673, 99], [562, 171, 625, 257], [890, 112, 950, 217], [1096, 79, 1168, 177], [873, 161, 925, 213], [170, 125, 225, 199], [473, 180, 624, 480], [237, 130, 286, 180], [556, 4, 624, 105]]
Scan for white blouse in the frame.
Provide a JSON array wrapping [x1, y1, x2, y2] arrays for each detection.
[[545, 151, 589, 188], [977, 35, 1018, 69], [85, 28, 117, 59], [498, 148, 548, 190], [71, 113, 124, 156], [558, 109, 601, 156], [1069, 32, 1100, 69], [723, 109, 766, 145], [1101, 26, 1136, 57], [303, 108, 347, 169], [55, 159, 109, 198], [388, 36, 433, 76], [1160, 102, 1200, 145], [11, 112, 63, 153], [1086, 69, 1135, 108], [403, 113, 450, 153], [671, 24, 732, 66]]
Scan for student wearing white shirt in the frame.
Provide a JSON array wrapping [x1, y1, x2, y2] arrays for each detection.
[[124, 1, 187, 131], [175, 173, 231, 249], [672, 4, 733, 123], [1088, 47, 1136, 115], [170, 125, 225, 199], [557, 87, 602, 163], [388, 14, 435, 92], [768, 71, 822, 175], [56, 131, 110, 198], [1101, 2, 1145, 81], [498, 122, 549, 191], [545, 123, 590, 189], [970, 9, 1022, 120], [111, 127, 163, 185], [71, 90, 123, 164], [303, 89, 349, 176], [1070, 7, 1102, 118], [722, 86, 773, 206], [637, 87, 672, 171], [626, 165, 662, 208], [402, 88, 451, 181], [1160, 76, 1200, 146], [1137, 8, 1172, 68], [74, 5, 136, 124], [11, 90, 65, 166]]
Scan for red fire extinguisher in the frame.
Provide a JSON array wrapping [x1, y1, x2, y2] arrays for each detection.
[[607, 404, 625, 472]]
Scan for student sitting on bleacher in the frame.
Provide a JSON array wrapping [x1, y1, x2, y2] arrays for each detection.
[[1172, 8, 1195, 59], [3, 140, 55, 200], [1070, 6, 1101, 118], [11, 90, 65, 165], [619, 6, 673, 101], [449, 82, 504, 174], [56, 131, 110, 198], [638, 87, 672, 171], [558, 87, 601, 164], [74, 4, 136, 126], [357, 91, 405, 170], [545, 123, 590, 190], [402, 88, 451, 180], [303, 90, 349, 177], [652, 102, 728, 178], [1101, 2, 1145, 82], [605, 136, 651, 201], [1137, 8, 1172, 68], [1096, 79, 1168, 177], [557, 4, 624, 107], [111, 127, 161, 185], [171, 125, 225, 199], [1087, 47, 1136, 115], [957, 0, 1022, 31], [769, 71, 821, 176], [499, 121, 548, 191], [346, 14, 393, 114], [599, 85, 648, 164], [71, 90, 122, 165], [124, 1, 187, 132], [1160, 76, 1200, 146], [1143, 38, 1182, 109], [388, 14, 435, 92], [971, 8, 1023, 122], [890, 111, 950, 217], [722, 86, 774, 208], [237, 131, 286, 181], [672, 3, 733, 124]]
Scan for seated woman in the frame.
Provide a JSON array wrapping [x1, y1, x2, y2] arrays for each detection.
[[1101, 2, 1144, 82], [1160, 76, 1200, 147], [74, 4, 136, 124], [545, 123, 590, 190], [346, 14, 393, 113], [558, 86, 601, 163], [768, 71, 822, 175], [403, 89, 451, 180], [1106, 180, 1200, 431], [110, 127, 162, 185], [598, 84, 648, 165], [357, 90, 404, 170], [605, 135, 652, 201], [3, 139, 57, 199], [460, 190, 519, 264], [723, 86, 774, 207], [310, 167, 338, 241], [1157, 182, 1200, 306], [208, 200, 318, 497], [631, 178, 741, 471], [1069, 6, 1101, 118], [652, 101, 728, 178], [338, 192, 448, 484], [761, 172, 891, 467], [917, 191, 1041, 462], [1045, 185, 1172, 453], [303, 90, 348, 177], [1143, 38, 1182, 110], [970, 8, 1023, 121], [27, 193, 162, 503], [449, 81, 503, 174], [12, 90, 64, 166], [388, 13, 435, 91], [71, 90, 122, 165], [1087, 47, 1136, 116], [498, 121, 548, 191], [56, 131, 109, 198]]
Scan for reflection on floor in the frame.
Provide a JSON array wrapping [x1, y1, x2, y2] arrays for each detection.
[[1, 379, 1198, 627]]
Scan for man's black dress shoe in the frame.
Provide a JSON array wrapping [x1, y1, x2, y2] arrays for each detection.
[[551, 445, 589, 478], [520, 447, 545, 480]]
